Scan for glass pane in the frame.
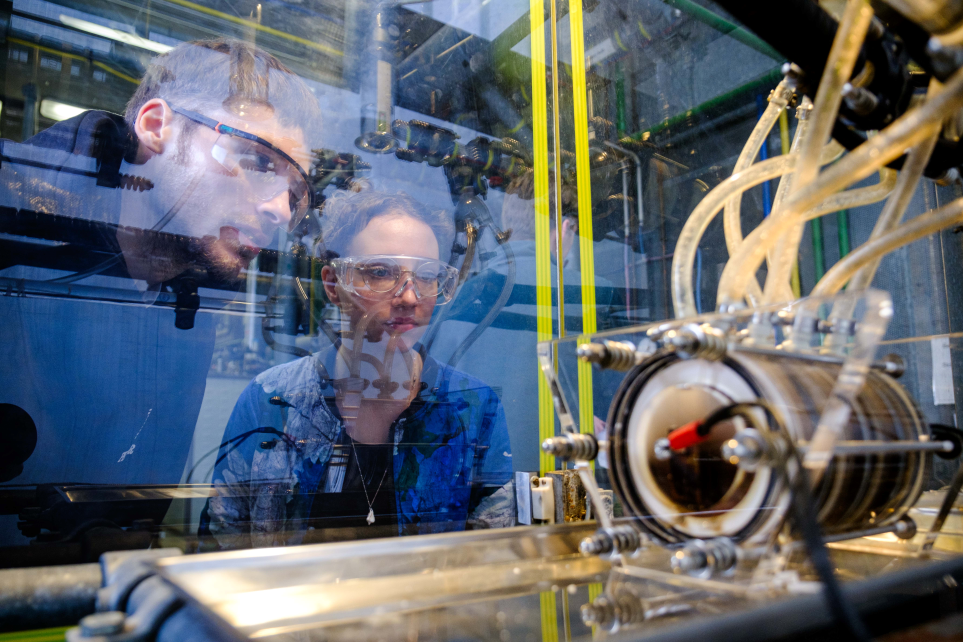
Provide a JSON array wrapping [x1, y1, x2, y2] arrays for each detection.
[[0, 0, 555, 560]]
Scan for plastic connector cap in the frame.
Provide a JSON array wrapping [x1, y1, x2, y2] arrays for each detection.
[[666, 420, 706, 451]]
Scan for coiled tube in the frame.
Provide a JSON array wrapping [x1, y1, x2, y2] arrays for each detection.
[[118, 174, 154, 191]]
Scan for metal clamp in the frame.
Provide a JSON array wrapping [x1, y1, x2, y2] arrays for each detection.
[[96, 549, 183, 615], [69, 577, 183, 642]]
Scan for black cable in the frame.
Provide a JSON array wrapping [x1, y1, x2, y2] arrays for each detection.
[[735, 403, 874, 642], [694, 401, 776, 437], [184, 426, 297, 483]]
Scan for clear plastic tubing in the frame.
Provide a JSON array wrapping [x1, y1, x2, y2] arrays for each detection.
[[673, 155, 795, 318], [761, 0, 873, 305], [821, 135, 934, 340], [812, 195, 963, 297], [848, 124, 940, 290], [764, 168, 897, 303], [717, 64, 963, 310], [792, 0, 873, 198], [760, 100, 813, 304], [721, 82, 789, 305], [723, 80, 793, 256], [672, 144, 867, 318]]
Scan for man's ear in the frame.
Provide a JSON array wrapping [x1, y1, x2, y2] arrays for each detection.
[[321, 265, 342, 305], [133, 99, 176, 159]]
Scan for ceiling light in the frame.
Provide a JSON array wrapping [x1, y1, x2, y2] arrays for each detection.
[[59, 15, 172, 54], [40, 99, 86, 121]]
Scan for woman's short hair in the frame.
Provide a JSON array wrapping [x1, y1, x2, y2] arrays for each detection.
[[318, 190, 454, 261]]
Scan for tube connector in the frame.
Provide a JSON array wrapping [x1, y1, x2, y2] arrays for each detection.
[[542, 433, 599, 462], [577, 340, 643, 371]]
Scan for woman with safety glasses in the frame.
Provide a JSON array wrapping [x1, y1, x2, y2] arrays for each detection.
[[201, 190, 514, 549]]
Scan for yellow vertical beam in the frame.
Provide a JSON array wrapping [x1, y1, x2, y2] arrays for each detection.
[[550, 0, 566, 338], [568, 0, 597, 446], [540, 592, 560, 642], [531, 0, 554, 479]]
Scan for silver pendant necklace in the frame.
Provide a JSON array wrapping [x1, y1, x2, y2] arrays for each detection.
[[350, 438, 389, 525]]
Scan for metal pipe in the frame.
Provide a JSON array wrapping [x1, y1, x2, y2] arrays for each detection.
[[604, 141, 646, 319], [0, 563, 101, 631], [795, 440, 954, 455]]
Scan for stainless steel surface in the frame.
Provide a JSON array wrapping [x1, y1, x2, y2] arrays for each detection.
[[156, 523, 609, 638], [795, 440, 954, 455]]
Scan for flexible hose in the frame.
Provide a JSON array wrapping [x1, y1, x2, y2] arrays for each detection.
[[760, 100, 814, 305], [671, 148, 884, 318], [812, 195, 963, 297], [717, 64, 963, 309], [722, 80, 794, 305], [673, 155, 796, 318], [848, 100, 942, 292], [757, 0, 872, 306], [763, 168, 897, 304]]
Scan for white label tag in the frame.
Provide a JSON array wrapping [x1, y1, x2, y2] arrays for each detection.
[[932, 336, 956, 406]]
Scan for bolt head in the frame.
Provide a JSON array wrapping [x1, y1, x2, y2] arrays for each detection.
[[894, 518, 917, 540], [80, 611, 125, 637], [654, 438, 671, 461]]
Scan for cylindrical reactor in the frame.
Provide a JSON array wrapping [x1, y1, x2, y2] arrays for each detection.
[[607, 349, 930, 546]]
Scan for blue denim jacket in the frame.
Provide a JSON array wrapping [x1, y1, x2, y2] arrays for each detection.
[[201, 347, 514, 548]]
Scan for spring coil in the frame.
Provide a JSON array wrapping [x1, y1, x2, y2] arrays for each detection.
[[580, 525, 643, 556], [541, 433, 598, 462], [581, 592, 646, 631], [663, 323, 728, 361], [670, 537, 738, 577], [577, 340, 641, 371], [118, 174, 154, 192]]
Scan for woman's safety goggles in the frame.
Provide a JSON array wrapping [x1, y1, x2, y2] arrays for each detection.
[[331, 255, 459, 305], [170, 105, 314, 232]]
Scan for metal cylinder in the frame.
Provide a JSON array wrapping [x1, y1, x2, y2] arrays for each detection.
[[0, 563, 101, 631], [607, 349, 930, 545]]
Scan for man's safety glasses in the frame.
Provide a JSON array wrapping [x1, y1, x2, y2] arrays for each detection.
[[331, 255, 459, 305], [170, 105, 314, 232]]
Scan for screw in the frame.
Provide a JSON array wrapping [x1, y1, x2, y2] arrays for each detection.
[[721, 430, 765, 470], [654, 438, 671, 461], [894, 517, 917, 540]]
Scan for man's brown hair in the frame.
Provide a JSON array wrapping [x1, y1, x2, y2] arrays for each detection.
[[125, 38, 321, 136]]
